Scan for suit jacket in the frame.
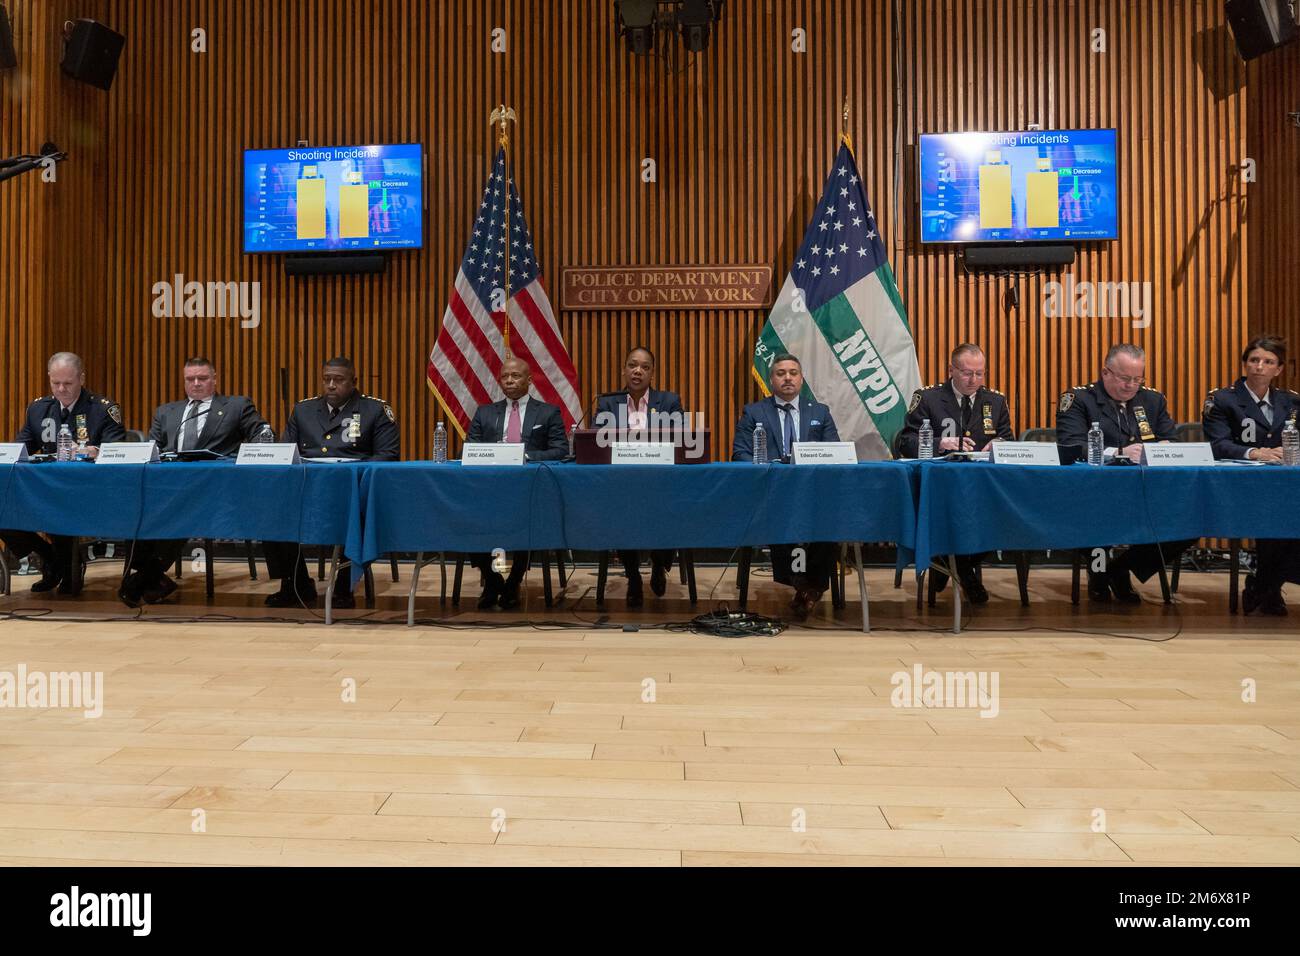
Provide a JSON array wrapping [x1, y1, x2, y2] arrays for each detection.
[[1056, 380, 1177, 449], [16, 390, 125, 454], [593, 388, 685, 429], [896, 382, 1014, 457], [285, 392, 400, 461], [732, 395, 839, 462], [148, 394, 270, 456], [467, 397, 568, 461], [1203, 378, 1300, 460]]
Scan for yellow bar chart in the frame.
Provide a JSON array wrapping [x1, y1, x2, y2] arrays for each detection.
[[978, 152, 1012, 229], [339, 172, 369, 238], [295, 168, 326, 240], [1026, 158, 1059, 229]]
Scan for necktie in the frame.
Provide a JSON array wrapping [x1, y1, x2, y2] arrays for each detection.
[[506, 400, 522, 442], [180, 400, 201, 452], [779, 403, 795, 459], [1261, 400, 1274, 426], [960, 395, 972, 434], [1118, 402, 1130, 441]]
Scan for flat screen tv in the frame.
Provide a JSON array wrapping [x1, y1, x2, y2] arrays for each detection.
[[918, 129, 1118, 244], [242, 143, 423, 253]]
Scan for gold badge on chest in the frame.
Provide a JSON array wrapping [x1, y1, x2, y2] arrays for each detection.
[[347, 414, 362, 443], [75, 414, 88, 443], [1134, 405, 1155, 441]]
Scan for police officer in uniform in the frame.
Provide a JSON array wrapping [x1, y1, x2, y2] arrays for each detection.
[[263, 356, 400, 608], [0, 352, 125, 595], [896, 344, 1015, 603], [1056, 343, 1195, 604], [1203, 335, 1300, 615]]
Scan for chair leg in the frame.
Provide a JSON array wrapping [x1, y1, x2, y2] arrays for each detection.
[[175, 550, 183, 578], [737, 547, 752, 610], [685, 550, 698, 605], [1156, 560, 1172, 605], [1229, 540, 1240, 614], [1071, 550, 1082, 606], [679, 556, 688, 586], [542, 551, 554, 608], [927, 566, 940, 608], [556, 550, 569, 588], [894, 559, 903, 589], [390, 556, 400, 582], [452, 555, 464, 606], [317, 548, 327, 582], [0, 549, 11, 596], [363, 565, 376, 608], [830, 546, 845, 610], [1015, 551, 1030, 608], [408, 552, 424, 626], [916, 569, 926, 611], [595, 552, 609, 609], [246, 540, 258, 580], [204, 538, 215, 601]]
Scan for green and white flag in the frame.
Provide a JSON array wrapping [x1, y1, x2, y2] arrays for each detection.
[[754, 137, 920, 459]]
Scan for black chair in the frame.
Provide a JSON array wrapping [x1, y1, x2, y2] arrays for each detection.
[[594, 550, 698, 608], [441, 550, 570, 608]]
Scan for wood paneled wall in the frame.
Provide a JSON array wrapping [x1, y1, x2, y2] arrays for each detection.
[[1, 0, 1292, 459]]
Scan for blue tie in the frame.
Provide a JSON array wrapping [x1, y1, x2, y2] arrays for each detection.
[[779, 403, 795, 459]]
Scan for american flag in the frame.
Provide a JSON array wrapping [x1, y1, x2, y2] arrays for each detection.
[[427, 149, 582, 436]]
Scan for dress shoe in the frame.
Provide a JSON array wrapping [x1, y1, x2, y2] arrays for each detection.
[[649, 563, 667, 597], [1087, 571, 1111, 602], [497, 580, 522, 610], [118, 572, 146, 609], [1243, 575, 1287, 616], [265, 580, 317, 608], [30, 563, 62, 593], [929, 569, 950, 593], [478, 572, 505, 610], [788, 585, 823, 620], [626, 577, 644, 608], [1109, 569, 1142, 605], [141, 574, 178, 605], [958, 569, 989, 605]]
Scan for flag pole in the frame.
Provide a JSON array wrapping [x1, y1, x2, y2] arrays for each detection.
[[841, 94, 853, 154], [490, 104, 517, 355]]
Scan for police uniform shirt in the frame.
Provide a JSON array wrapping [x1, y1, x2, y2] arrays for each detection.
[[284, 392, 400, 461], [1202, 377, 1300, 460], [1056, 380, 1176, 451], [896, 382, 1013, 458], [16, 390, 125, 454]]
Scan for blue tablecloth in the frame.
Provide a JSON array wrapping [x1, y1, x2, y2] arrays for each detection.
[[916, 460, 1300, 570], [357, 461, 921, 567], [0, 460, 361, 551]]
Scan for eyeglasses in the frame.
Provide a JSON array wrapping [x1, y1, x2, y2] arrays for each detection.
[[1103, 366, 1145, 387], [951, 367, 986, 380]]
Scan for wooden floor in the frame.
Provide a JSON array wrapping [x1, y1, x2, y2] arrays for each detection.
[[0, 558, 1298, 866]]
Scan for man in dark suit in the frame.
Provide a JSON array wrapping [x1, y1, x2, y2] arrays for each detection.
[[1056, 343, 1195, 604], [594, 346, 685, 607], [895, 344, 1015, 603], [467, 356, 568, 609], [1203, 335, 1300, 615], [264, 356, 400, 609], [118, 357, 273, 607], [732, 352, 840, 619], [1, 351, 125, 596]]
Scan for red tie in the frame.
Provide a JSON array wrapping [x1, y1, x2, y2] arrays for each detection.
[[506, 401, 522, 442]]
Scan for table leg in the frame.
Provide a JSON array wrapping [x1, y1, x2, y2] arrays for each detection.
[[950, 554, 962, 634], [852, 542, 869, 634], [324, 545, 341, 626], [407, 551, 424, 627]]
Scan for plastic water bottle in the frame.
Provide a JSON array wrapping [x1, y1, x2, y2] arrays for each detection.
[[753, 422, 768, 464], [1087, 421, 1104, 466], [255, 424, 275, 443], [55, 424, 75, 462], [1283, 419, 1300, 466], [568, 423, 577, 459], [433, 422, 448, 463], [918, 419, 934, 460]]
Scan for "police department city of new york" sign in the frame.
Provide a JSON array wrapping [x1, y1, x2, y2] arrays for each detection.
[[560, 265, 772, 310]]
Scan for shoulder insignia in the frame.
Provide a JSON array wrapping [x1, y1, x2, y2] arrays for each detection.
[[383, 403, 395, 423], [1202, 395, 1215, 415], [298, 396, 316, 403], [907, 389, 923, 414], [1058, 391, 1075, 413], [107, 403, 123, 425]]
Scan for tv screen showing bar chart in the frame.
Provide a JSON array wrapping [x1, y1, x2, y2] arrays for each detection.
[[918, 130, 1119, 243], [242, 144, 423, 253]]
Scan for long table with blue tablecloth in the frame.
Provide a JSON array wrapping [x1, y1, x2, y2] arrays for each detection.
[[356, 461, 922, 567], [0, 460, 362, 554], [913, 459, 1300, 572]]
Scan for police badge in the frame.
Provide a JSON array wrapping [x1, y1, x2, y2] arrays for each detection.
[[1134, 405, 1155, 440], [1058, 391, 1075, 413], [347, 414, 362, 443], [75, 414, 88, 442], [982, 403, 994, 434]]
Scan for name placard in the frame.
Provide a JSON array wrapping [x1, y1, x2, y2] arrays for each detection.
[[96, 441, 161, 464], [792, 441, 858, 465], [236, 443, 301, 465], [462, 443, 526, 466], [990, 442, 1060, 466], [610, 442, 676, 465], [1142, 442, 1215, 467], [0, 443, 30, 464]]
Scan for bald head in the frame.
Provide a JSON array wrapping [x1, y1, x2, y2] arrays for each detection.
[[499, 357, 532, 401]]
